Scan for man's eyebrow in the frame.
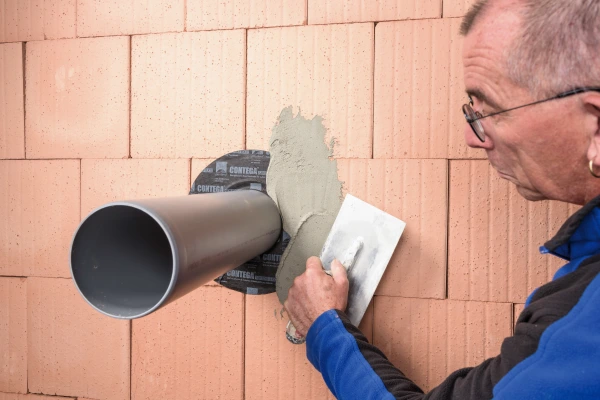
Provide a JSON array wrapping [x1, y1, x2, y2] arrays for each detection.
[[466, 88, 503, 112]]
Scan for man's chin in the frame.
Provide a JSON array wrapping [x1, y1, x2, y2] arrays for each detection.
[[493, 170, 547, 201], [515, 185, 547, 201]]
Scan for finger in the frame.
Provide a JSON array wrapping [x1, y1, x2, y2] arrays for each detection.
[[330, 259, 349, 287], [283, 300, 307, 337], [283, 300, 297, 325], [305, 256, 323, 271]]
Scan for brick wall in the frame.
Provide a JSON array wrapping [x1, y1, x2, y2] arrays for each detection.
[[0, 1, 578, 399]]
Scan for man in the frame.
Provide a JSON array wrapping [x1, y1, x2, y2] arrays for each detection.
[[283, 0, 600, 398]]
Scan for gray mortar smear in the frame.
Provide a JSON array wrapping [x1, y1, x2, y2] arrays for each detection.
[[266, 106, 343, 304]]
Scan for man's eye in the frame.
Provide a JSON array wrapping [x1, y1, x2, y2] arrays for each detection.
[[471, 100, 486, 115]]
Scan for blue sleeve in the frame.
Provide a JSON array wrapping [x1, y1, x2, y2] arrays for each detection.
[[304, 309, 535, 400], [492, 272, 600, 399], [306, 309, 418, 400], [305, 252, 600, 399]]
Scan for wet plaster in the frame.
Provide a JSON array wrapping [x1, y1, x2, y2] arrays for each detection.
[[266, 107, 343, 304]]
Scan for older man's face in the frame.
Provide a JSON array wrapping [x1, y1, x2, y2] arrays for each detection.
[[462, 5, 590, 204]]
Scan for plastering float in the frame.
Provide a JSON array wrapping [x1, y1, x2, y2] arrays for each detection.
[[286, 193, 406, 343]]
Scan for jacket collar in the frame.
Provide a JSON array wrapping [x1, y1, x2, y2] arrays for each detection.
[[542, 195, 600, 263]]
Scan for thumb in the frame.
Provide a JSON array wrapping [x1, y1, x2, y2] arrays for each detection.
[[330, 259, 349, 288]]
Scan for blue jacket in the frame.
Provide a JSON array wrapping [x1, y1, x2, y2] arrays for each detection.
[[306, 197, 600, 399]]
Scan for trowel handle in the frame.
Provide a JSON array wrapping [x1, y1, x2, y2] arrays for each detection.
[[284, 238, 363, 345]]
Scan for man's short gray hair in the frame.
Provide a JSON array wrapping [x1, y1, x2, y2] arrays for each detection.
[[462, 0, 600, 98]]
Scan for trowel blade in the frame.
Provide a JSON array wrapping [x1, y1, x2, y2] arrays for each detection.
[[320, 194, 406, 327]]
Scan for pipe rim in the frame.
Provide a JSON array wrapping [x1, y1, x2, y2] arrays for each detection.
[[70, 201, 180, 319]]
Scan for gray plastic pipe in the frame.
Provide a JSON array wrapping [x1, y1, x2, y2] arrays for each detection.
[[70, 190, 281, 319]]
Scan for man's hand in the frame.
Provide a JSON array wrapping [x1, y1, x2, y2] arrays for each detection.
[[283, 256, 350, 337]]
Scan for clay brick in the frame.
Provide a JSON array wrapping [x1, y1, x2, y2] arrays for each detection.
[[0, 43, 24, 159], [131, 31, 245, 158], [81, 159, 190, 215], [28, 277, 130, 400], [0, 394, 73, 400], [514, 303, 525, 330], [0, 160, 80, 277], [443, 0, 477, 18], [132, 286, 244, 400], [0, 0, 76, 43], [187, 0, 306, 30], [374, 19, 483, 159], [77, 0, 184, 37], [337, 159, 447, 298], [448, 160, 579, 303], [308, 0, 441, 24], [374, 296, 512, 392], [245, 293, 336, 400], [26, 37, 129, 158], [0, 278, 27, 393], [247, 24, 374, 158]]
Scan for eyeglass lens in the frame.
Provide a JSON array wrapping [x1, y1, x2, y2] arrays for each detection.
[[462, 103, 485, 142]]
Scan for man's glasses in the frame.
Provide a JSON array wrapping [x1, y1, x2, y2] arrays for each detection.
[[462, 87, 600, 142]]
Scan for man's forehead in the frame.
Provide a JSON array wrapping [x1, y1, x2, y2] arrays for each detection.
[[462, 3, 523, 107], [464, 5, 521, 51], [465, 0, 523, 53], [468, 0, 524, 33]]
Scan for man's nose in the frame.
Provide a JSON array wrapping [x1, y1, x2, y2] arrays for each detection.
[[464, 124, 493, 149]]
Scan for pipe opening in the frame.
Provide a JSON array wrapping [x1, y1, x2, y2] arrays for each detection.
[[71, 205, 174, 319]]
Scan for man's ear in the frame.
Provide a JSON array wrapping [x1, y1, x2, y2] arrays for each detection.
[[584, 93, 600, 165]]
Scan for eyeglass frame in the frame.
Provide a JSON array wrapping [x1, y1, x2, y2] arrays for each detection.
[[462, 87, 600, 142]]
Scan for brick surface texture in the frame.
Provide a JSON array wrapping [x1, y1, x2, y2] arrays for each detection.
[[0, 0, 76, 42], [132, 286, 244, 400], [77, 0, 185, 37], [0, 2, 578, 399], [131, 31, 246, 158], [26, 37, 130, 158], [0, 394, 73, 400], [0, 43, 24, 159], [187, 0, 307, 30], [0, 278, 27, 393], [246, 23, 374, 159]]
